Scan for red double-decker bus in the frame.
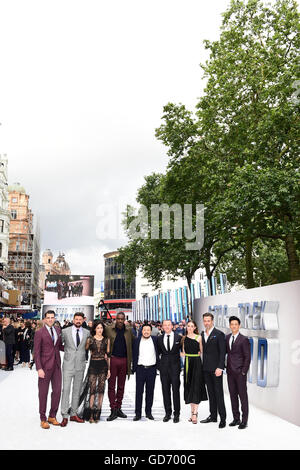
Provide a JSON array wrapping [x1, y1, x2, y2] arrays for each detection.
[[98, 299, 135, 321]]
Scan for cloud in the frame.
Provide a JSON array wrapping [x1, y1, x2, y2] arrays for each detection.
[[1, 0, 233, 291]]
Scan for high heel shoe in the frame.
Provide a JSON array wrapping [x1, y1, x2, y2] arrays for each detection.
[[192, 413, 198, 424], [93, 409, 101, 423]]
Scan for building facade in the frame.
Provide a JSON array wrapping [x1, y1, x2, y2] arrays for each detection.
[[0, 156, 10, 275], [7, 183, 41, 308], [39, 250, 71, 301], [104, 251, 135, 300]]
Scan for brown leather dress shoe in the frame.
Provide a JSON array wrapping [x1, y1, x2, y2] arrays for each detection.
[[40, 421, 50, 429], [70, 415, 85, 423], [60, 418, 68, 427], [48, 417, 61, 426]]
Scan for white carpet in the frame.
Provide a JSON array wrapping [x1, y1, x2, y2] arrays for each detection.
[[0, 366, 299, 450]]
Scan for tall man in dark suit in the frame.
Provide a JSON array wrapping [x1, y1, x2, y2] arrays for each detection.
[[226, 316, 251, 430], [157, 319, 182, 423], [34, 310, 64, 429], [132, 323, 159, 421], [200, 312, 227, 428], [2, 317, 15, 371]]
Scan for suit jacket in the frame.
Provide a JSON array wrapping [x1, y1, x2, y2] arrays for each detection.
[[3, 324, 16, 345], [62, 326, 90, 372], [34, 326, 64, 372], [226, 333, 251, 375], [157, 333, 181, 375], [132, 335, 159, 373], [201, 327, 226, 372]]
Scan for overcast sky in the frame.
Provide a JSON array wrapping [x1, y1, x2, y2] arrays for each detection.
[[0, 0, 244, 288]]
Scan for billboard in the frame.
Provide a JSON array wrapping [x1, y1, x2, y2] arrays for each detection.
[[44, 275, 94, 306], [42, 304, 94, 323]]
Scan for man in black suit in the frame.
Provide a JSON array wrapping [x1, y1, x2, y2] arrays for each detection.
[[200, 312, 227, 428], [226, 316, 251, 430], [157, 319, 182, 423], [2, 317, 15, 371], [132, 323, 159, 421]]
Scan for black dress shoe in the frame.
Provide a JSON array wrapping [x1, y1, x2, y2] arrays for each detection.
[[200, 416, 217, 423], [173, 416, 180, 423], [219, 421, 226, 428], [146, 414, 154, 420], [238, 423, 248, 429], [163, 415, 171, 422], [116, 409, 127, 419], [229, 419, 241, 427], [5, 367, 14, 371], [133, 415, 141, 421], [107, 410, 118, 421]]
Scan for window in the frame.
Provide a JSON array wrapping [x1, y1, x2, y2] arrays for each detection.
[[11, 210, 17, 220], [12, 197, 18, 203], [0, 243, 2, 258], [0, 220, 4, 233]]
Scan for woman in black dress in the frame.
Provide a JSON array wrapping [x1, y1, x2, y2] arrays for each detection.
[[181, 320, 208, 424], [19, 321, 32, 367], [78, 320, 110, 423]]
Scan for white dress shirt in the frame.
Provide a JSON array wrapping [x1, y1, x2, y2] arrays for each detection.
[[45, 324, 58, 345], [230, 332, 239, 350], [72, 325, 83, 348], [138, 337, 156, 366], [163, 331, 174, 351], [204, 326, 214, 343]]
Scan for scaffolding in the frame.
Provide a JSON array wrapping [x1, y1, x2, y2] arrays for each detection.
[[7, 210, 41, 308]]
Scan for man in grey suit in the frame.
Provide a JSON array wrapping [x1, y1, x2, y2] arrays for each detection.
[[60, 312, 90, 427]]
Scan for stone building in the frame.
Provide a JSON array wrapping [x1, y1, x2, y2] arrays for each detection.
[[7, 182, 40, 308]]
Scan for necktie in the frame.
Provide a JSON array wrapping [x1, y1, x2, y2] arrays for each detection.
[[231, 335, 235, 349], [76, 329, 80, 348], [167, 335, 170, 352], [50, 327, 55, 344]]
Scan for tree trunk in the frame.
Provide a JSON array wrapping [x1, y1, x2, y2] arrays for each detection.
[[245, 238, 255, 289], [285, 235, 300, 281]]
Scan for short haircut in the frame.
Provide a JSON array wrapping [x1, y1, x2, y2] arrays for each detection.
[[74, 312, 84, 319], [45, 310, 56, 318], [229, 316, 241, 325], [142, 323, 152, 331], [203, 312, 214, 320], [162, 319, 173, 325], [116, 312, 125, 318]]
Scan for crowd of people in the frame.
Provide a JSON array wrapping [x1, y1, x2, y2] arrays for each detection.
[[0, 311, 251, 431]]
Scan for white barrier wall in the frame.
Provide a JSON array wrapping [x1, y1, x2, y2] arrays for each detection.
[[194, 280, 300, 427]]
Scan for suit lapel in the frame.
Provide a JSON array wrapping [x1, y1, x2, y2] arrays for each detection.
[[67, 326, 76, 350], [171, 333, 179, 352], [207, 327, 216, 342], [43, 326, 55, 349], [232, 333, 242, 350], [161, 334, 168, 353]]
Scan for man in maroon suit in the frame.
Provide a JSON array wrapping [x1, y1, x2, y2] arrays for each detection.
[[226, 316, 251, 430], [34, 310, 64, 429]]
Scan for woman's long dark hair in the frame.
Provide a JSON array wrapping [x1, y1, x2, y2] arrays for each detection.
[[181, 320, 199, 345], [91, 320, 107, 338]]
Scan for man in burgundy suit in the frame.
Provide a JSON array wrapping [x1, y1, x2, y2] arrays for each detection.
[[34, 310, 64, 429], [226, 316, 251, 430]]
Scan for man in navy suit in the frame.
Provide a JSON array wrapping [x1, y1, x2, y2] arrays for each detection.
[[200, 312, 227, 428], [226, 316, 251, 430], [132, 323, 159, 421]]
